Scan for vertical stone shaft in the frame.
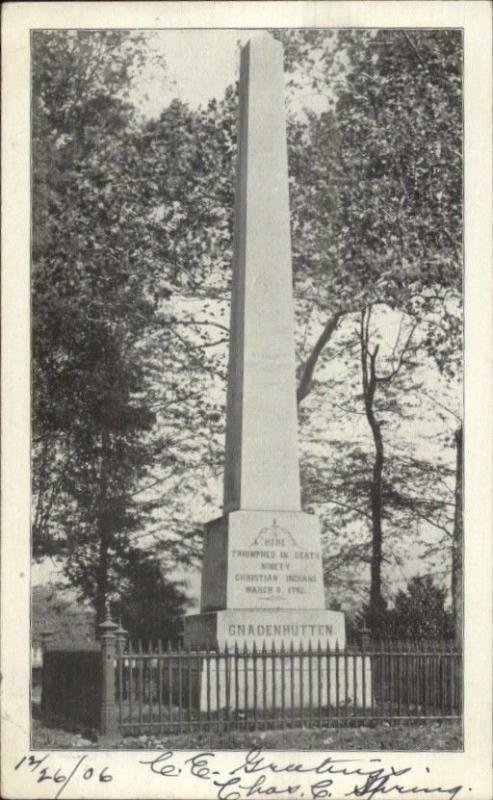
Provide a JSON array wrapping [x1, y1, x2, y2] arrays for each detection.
[[223, 36, 301, 514]]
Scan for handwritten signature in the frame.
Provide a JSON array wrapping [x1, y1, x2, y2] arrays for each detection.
[[139, 749, 466, 800]]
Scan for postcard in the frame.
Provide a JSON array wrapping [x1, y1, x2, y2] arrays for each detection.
[[2, 2, 492, 798]]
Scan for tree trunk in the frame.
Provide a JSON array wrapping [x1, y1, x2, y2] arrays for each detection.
[[368, 421, 386, 634], [297, 312, 342, 404], [95, 428, 111, 634], [451, 423, 463, 647], [32, 436, 51, 549], [360, 307, 386, 636], [96, 540, 109, 633]]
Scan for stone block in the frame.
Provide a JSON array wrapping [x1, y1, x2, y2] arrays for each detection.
[[184, 607, 346, 650], [201, 510, 326, 612]]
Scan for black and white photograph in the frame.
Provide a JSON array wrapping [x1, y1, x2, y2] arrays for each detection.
[[2, 2, 492, 799]]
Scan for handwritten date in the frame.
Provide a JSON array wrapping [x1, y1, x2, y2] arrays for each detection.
[[15, 753, 112, 798]]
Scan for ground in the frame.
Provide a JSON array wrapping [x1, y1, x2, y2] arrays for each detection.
[[32, 715, 462, 751]]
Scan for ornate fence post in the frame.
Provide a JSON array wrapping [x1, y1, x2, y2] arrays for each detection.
[[99, 612, 119, 741], [115, 619, 128, 655]]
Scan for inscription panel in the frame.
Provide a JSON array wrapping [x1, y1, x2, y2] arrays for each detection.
[[226, 512, 325, 609]]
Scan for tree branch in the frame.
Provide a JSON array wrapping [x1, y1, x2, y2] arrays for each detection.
[[297, 311, 342, 404], [376, 320, 418, 383]]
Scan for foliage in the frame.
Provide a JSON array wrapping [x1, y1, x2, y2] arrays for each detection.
[[283, 29, 462, 627], [32, 584, 94, 644], [285, 28, 462, 320], [300, 320, 457, 617], [110, 552, 190, 644], [33, 559, 189, 647], [347, 575, 453, 640], [388, 575, 454, 640], [31, 31, 212, 627], [32, 29, 463, 633]]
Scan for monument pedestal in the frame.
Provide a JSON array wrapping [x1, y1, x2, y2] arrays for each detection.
[[184, 608, 345, 650], [198, 510, 329, 614], [183, 610, 372, 712], [182, 496, 372, 713]]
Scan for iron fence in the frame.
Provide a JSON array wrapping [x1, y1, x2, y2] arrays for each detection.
[[114, 640, 461, 736]]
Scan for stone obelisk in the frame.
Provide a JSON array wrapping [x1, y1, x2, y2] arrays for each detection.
[[223, 35, 301, 516], [184, 35, 345, 652]]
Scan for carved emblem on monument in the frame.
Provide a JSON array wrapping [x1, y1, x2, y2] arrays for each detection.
[[250, 518, 300, 548]]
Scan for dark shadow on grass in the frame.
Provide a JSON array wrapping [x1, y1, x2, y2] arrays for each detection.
[[32, 699, 99, 747]]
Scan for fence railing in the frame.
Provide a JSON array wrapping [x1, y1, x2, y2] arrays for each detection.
[[114, 639, 462, 737], [39, 618, 462, 740]]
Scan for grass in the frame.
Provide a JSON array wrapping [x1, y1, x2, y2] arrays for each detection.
[[32, 712, 462, 752]]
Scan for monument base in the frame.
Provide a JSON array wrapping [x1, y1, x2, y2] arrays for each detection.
[[183, 609, 372, 711], [184, 607, 345, 650]]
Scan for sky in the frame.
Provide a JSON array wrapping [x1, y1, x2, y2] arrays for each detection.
[[132, 29, 258, 117], [131, 29, 332, 119]]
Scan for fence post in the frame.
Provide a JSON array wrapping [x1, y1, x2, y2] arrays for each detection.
[[115, 620, 128, 654], [40, 629, 54, 718], [40, 628, 54, 650], [99, 612, 119, 741], [360, 625, 372, 648]]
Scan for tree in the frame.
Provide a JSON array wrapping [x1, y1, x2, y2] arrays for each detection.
[[32, 29, 463, 638], [451, 425, 463, 644], [32, 31, 244, 630], [176, 30, 463, 628], [110, 552, 190, 645], [358, 307, 421, 633], [389, 575, 453, 640], [31, 31, 207, 628], [32, 584, 94, 644], [282, 29, 462, 627], [299, 307, 456, 622], [32, 561, 189, 646], [32, 31, 160, 627], [284, 28, 461, 404]]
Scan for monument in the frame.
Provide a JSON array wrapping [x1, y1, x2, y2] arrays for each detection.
[[184, 34, 346, 657]]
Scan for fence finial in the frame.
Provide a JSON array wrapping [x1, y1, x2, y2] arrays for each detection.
[[98, 610, 118, 638], [40, 628, 54, 650], [115, 619, 127, 654], [361, 623, 372, 648]]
